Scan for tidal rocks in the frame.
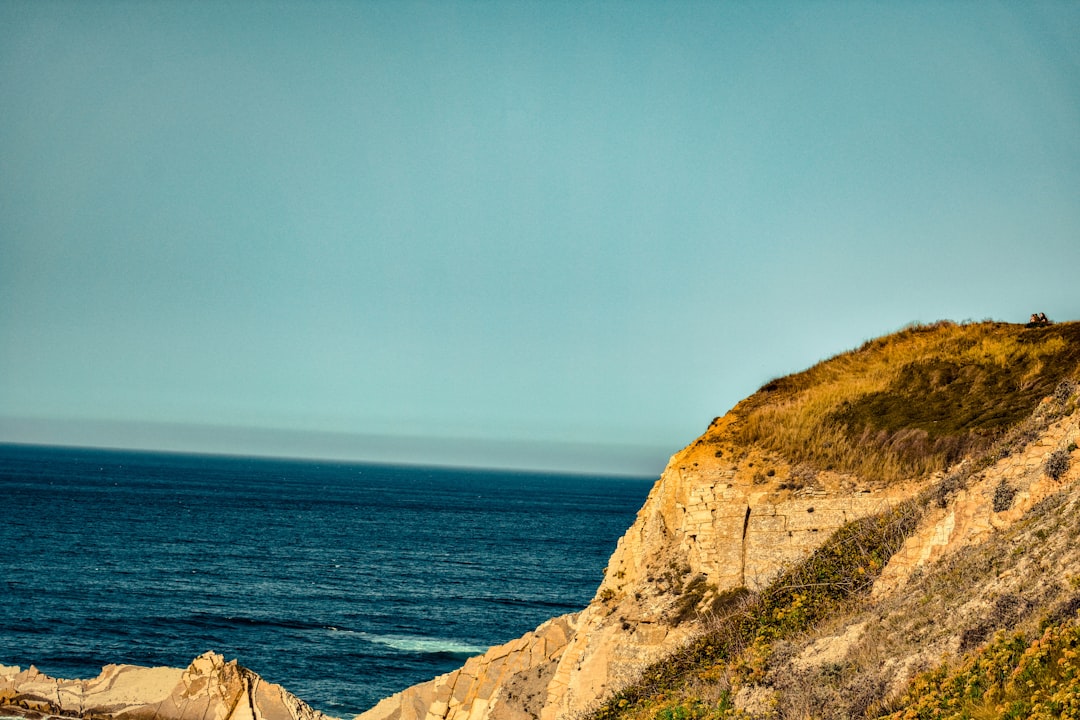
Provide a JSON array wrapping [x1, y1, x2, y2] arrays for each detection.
[[0, 651, 333, 720]]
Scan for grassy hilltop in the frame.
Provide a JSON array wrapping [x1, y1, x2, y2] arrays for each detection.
[[726, 319, 1080, 482], [589, 319, 1080, 720]]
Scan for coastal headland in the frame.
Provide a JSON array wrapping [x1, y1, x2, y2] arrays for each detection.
[[5, 320, 1080, 720]]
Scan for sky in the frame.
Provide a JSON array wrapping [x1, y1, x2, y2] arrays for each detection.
[[1, 1, 1079, 476]]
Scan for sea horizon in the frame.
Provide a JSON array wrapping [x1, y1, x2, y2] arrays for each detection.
[[0, 443, 654, 716], [0, 418, 672, 478], [0, 439, 660, 481]]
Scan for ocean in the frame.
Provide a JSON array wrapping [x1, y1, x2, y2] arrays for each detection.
[[0, 444, 654, 718]]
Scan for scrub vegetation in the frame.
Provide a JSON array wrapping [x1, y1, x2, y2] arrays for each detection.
[[878, 617, 1080, 720]]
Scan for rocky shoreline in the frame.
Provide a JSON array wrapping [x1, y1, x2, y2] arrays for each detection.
[[0, 652, 331, 720]]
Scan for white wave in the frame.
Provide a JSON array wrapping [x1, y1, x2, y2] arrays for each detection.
[[361, 633, 488, 655]]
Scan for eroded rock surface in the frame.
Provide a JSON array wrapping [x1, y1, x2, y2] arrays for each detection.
[[0, 652, 331, 720], [873, 411, 1080, 598], [357, 413, 917, 720]]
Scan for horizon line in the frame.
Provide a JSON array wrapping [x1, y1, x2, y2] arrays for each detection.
[[0, 416, 673, 478]]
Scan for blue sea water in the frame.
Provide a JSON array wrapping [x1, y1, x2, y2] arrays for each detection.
[[0, 444, 653, 717]]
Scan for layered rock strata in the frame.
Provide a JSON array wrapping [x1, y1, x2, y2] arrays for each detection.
[[0, 651, 329, 720]]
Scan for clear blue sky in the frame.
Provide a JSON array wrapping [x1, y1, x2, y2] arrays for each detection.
[[2, 1, 1078, 475]]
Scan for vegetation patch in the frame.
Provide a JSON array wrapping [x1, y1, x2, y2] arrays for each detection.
[[651, 697, 738, 720], [1047, 449, 1072, 481], [670, 575, 713, 626], [731, 321, 1080, 483], [992, 479, 1017, 513], [879, 612, 1080, 719]]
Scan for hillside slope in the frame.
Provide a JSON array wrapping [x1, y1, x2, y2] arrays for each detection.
[[360, 320, 1080, 720]]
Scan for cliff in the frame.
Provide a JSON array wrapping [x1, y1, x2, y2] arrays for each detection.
[[357, 319, 1080, 720], [4, 320, 1080, 720]]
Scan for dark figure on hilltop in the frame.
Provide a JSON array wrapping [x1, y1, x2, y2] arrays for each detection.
[[1027, 312, 1051, 327]]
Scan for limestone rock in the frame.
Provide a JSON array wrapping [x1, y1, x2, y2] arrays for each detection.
[[0, 652, 332, 720], [360, 615, 576, 720]]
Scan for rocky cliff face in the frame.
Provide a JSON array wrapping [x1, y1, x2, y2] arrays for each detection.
[[874, 409, 1080, 599], [356, 424, 918, 720], [0, 652, 330, 720]]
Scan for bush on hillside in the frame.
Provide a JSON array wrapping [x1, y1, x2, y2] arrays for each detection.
[[992, 479, 1017, 512], [1054, 378, 1077, 404], [880, 615, 1080, 720], [1046, 449, 1071, 480]]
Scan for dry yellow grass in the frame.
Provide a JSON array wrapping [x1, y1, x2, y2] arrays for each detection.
[[716, 320, 1080, 483]]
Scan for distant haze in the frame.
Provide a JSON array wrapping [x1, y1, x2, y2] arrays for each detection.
[[0, 417, 662, 476], [2, 1, 1078, 474]]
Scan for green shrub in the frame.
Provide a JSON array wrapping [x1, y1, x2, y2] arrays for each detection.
[[653, 696, 735, 720], [881, 614, 1080, 720]]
